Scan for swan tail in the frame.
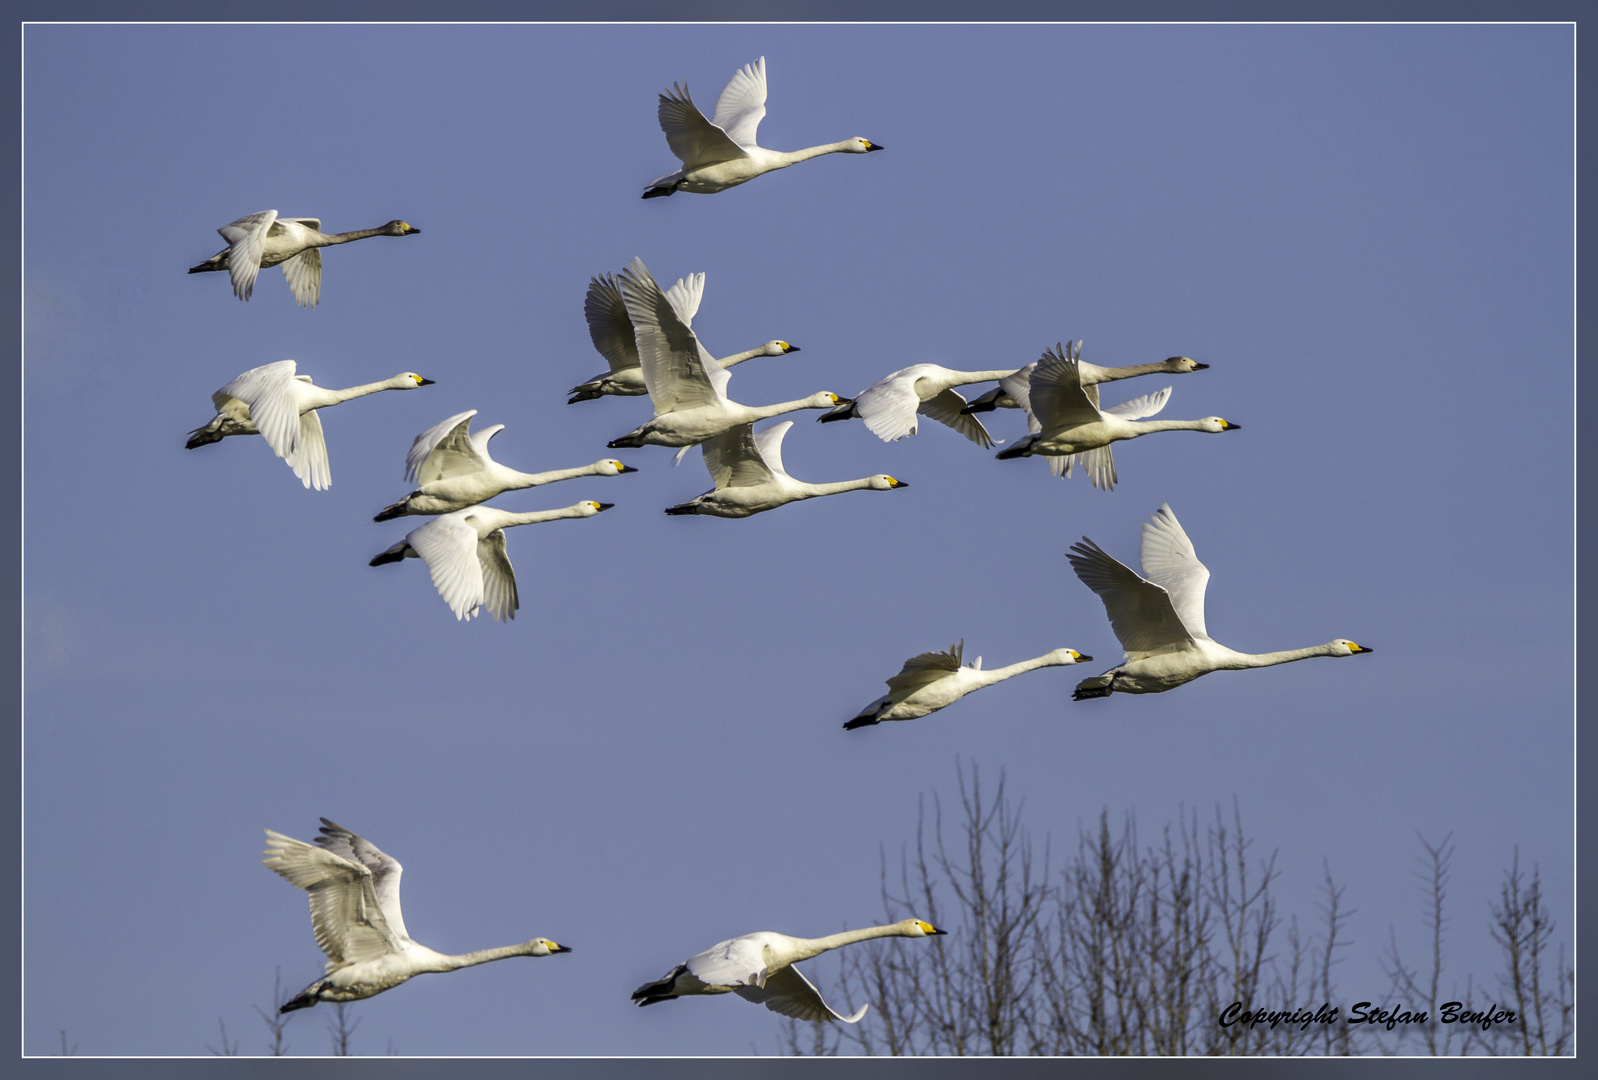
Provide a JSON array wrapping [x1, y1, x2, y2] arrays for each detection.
[[607, 433, 646, 449], [664, 503, 698, 516], [278, 986, 321, 1014], [641, 185, 676, 199], [567, 387, 604, 403], [185, 422, 224, 449], [818, 401, 858, 423], [632, 966, 687, 1005], [1072, 674, 1115, 701], [961, 388, 1001, 414], [994, 441, 1034, 460], [368, 542, 410, 567], [373, 498, 411, 522], [843, 713, 880, 731], [188, 253, 226, 274]]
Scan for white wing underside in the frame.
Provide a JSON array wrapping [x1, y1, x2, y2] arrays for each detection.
[[1067, 539, 1197, 656], [312, 820, 410, 943], [658, 85, 748, 169], [406, 410, 483, 484], [710, 56, 768, 150], [219, 209, 275, 300], [1138, 503, 1211, 641], [477, 529, 519, 622], [262, 830, 404, 969], [410, 514, 486, 620], [885, 640, 964, 696], [216, 360, 331, 489], [701, 421, 784, 489], [734, 965, 868, 1024], [619, 259, 731, 414], [280, 248, 321, 308]]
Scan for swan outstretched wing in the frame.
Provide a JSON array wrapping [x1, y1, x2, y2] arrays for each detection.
[[1000, 363, 1039, 430], [1030, 344, 1103, 435], [585, 274, 641, 375], [279, 248, 321, 308], [686, 934, 770, 988], [1101, 386, 1172, 421], [1138, 504, 1212, 640], [218, 360, 302, 460], [410, 514, 485, 620], [752, 420, 793, 478], [262, 828, 404, 967], [853, 370, 924, 442], [885, 640, 964, 695], [734, 965, 868, 1023], [1074, 446, 1115, 491], [218, 210, 276, 301], [313, 819, 410, 943], [919, 388, 996, 448], [406, 410, 486, 485], [702, 423, 776, 489], [1067, 539, 1195, 656], [477, 529, 520, 622], [286, 409, 330, 491], [658, 83, 746, 169], [664, 272, 704, 327], [711, 56, 768, 150], [619, 259, 731, 413]]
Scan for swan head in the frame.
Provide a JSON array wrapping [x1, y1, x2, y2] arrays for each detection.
[[810, 392, 850, 408], [1198, 417, 1239, 432], [1169, 356, 1210, 372], [1328, 639, 1373, 656], [763, 340, 801, 356], [867, 474, 908, 491], [384, 220, 421, 236], [579, 501, 614, 515], [521, 938, 572, 957], [848, 138, 885, 153], [595, 459, 639, 476], [1048, 648, 1093, 664], [895, 919, 946, 937], [395, 372, 435, 388]]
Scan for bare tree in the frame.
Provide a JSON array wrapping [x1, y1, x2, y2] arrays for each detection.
[[254, 966, 296, 1056], [327, 1002, 360, 1056], [56, 1030, 77, 1056], [205, 1018, 239, 1056]]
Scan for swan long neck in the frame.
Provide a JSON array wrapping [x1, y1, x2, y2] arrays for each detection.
[[801, 478, 878, 498], [716, 348, 767, 368], [1224, 644, 1341, 670], [318, 226, 392, 246], [948, 369, 1023, 387], [748, 397, 835, 422], [1080, 361, 1177, 385], [1126, 419, 1217, 434], [973, 653, 1069, 686], [323, 380, 406, 405], [494, 505, 591, 528], [438, 942, 541, 970], [511, 463, 602, 488], [777, 140, 863, 165], [789, 924, 916, 961]]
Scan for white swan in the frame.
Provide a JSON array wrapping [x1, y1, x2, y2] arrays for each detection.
[[1067, 504, 1372, 699], [632, 919, 943, 1022], [188, 210, 420, 306], [375, 411, 637, 520], [664, 420, 907, 518], [370, 501, 612, 621], [818, 363, 1022, 447], [262, 819, 569, 1012], [962, 347, 1208, 413], [569, 272, 799, 402], [844, 639, 1090, 729], [185, 360, 434, 490], [606, 258, 845, 449], [994, 344, 1238, 489], [642, 56, 883, 198]]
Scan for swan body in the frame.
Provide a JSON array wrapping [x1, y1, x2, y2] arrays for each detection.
[[606, 258, 846, 449], [664, 420, 907, 518], [262, 819, 569, 1012], [632, 919, 943, 1022], [962, 350, 1208, 414], [188, 210, 420, 306], [819, 363, 1020, 447], [569, 272, 799, 402], [375, 410, 638, 520], [844, 639, 1090, 729], [184, 360, 433, 490], [642, 57, 883, 198], [993, 344, 1238, 490], [1067, 504, 1372, 699], [370, 501, 612, 621]]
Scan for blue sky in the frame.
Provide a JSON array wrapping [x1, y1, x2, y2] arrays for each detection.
[[22, 23, 1572, 1055]]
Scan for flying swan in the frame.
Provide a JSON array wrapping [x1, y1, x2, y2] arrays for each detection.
[[606, 258, 846, 450], [569, 271, 799, 402], [994, 344, 1238, 489], [631, 919, 944, 1022], [185, 360, 434, 490], [962, 344, 1208, 414], [262, 819, 569, 1012], [844, 639, 1090, 729], [819, 364, 1024, 448], [375, 410, 638, 520], [370, 501, 612, 621], [642, 56, 883, 198], [1066, 503, 1372, 699], [188, 210, 420, 306], [665, 420, 907, 518]]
